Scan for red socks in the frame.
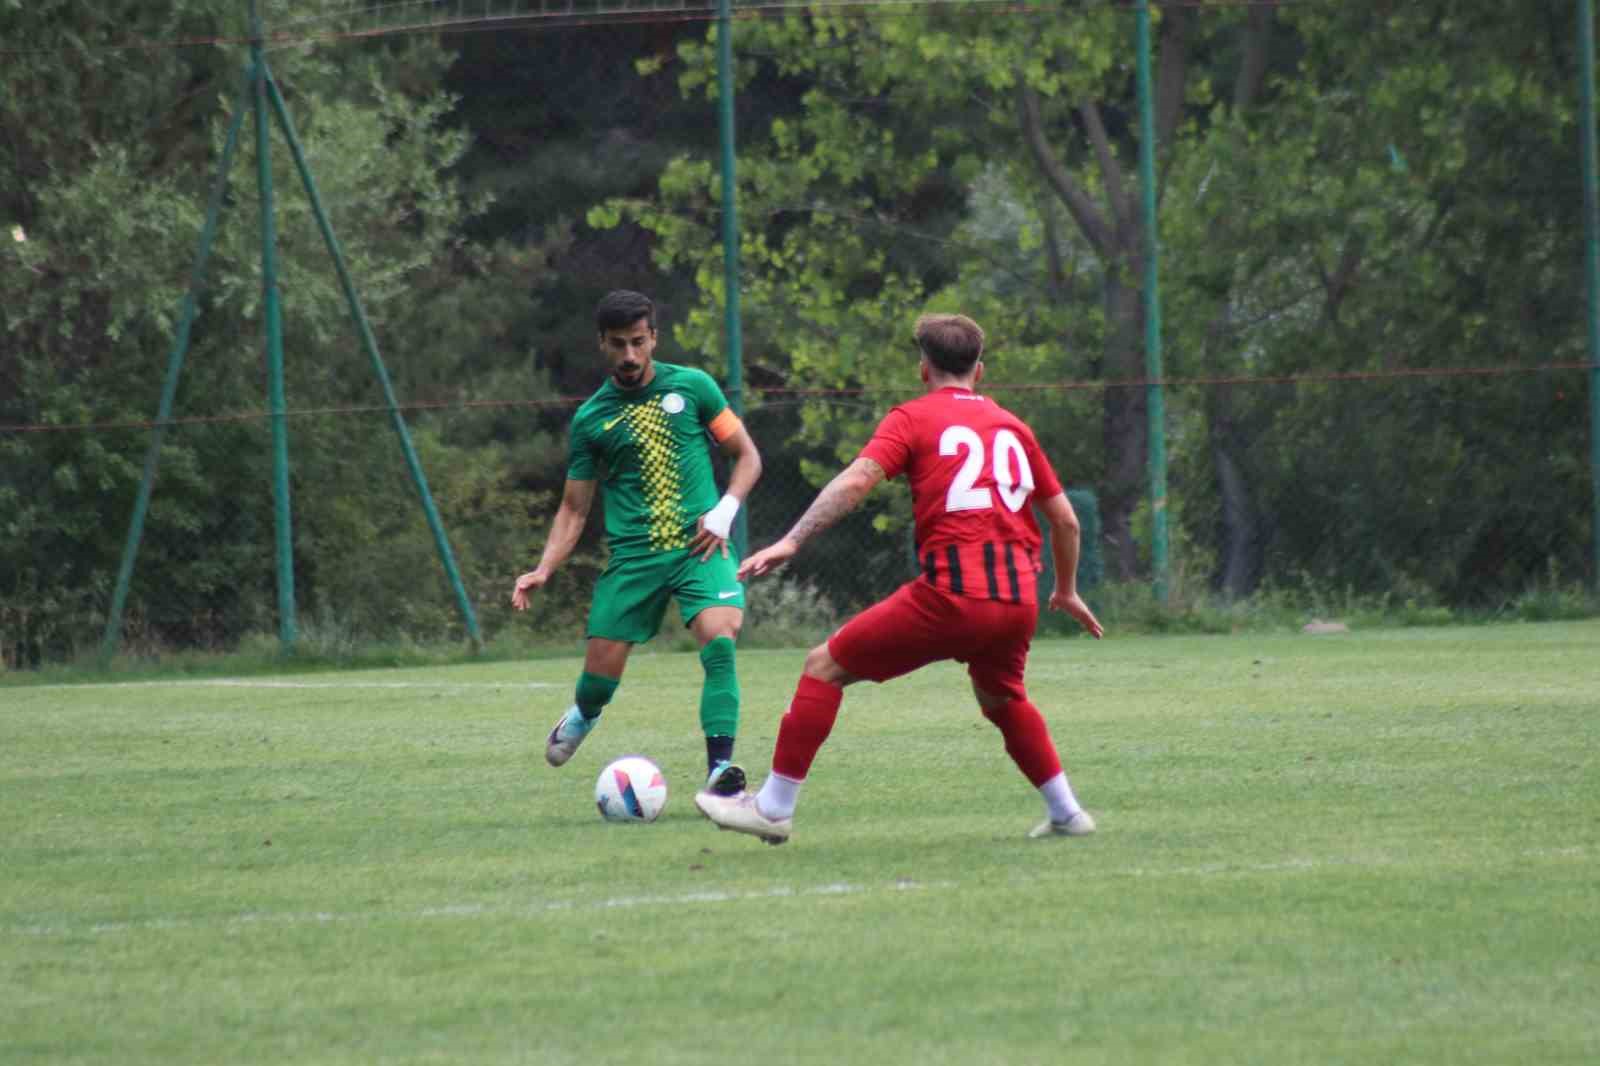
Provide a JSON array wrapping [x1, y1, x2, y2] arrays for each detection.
[[981, 700, 1063, 787], [770, 682, 1062, 790], [770, 674, 844, 781]]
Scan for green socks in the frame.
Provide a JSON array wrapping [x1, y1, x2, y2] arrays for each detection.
[[698, 636, 739, 740], [574, 670, 619, 721], [572, 644, 735, 767]]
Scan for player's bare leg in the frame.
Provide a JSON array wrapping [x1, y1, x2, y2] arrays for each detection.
[[546, 638, 630, 767]]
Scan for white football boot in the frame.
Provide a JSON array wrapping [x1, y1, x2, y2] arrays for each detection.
[[1027, 810, 1097, 839], [693, 790, 792, 845]]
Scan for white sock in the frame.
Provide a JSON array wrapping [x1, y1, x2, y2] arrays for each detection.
[[756, 772, 802, 820], [1039, 771, 1083, 824]]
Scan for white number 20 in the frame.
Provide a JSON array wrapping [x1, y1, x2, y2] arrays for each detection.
[[939, 425, 1035, 514]]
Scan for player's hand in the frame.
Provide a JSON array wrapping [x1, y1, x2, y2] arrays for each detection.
[[736, 538, 798, 581], [1048, 590, 1104, 639], [687, 516, 732, 562], [511, 568, 551, 611]]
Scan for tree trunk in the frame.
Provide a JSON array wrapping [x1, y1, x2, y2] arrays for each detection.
[[1212, 412, 1263, 599], [1199, 4, 1278, 598], [1204, 301, 1264, 598], [1100, 263, 1147, 581], [1016, 8, 1205, 584]]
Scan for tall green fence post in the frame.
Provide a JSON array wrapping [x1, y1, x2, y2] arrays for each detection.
[[250, 2, 297, 649], [716, 0, 747, 558], [265, 70, 484, 649], [1136, 0, 1171, 603], [100, 79, 251, 664], [1581, 0, 1600, 588]]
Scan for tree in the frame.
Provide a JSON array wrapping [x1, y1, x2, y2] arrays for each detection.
[[1161, 0, 1591, 601], [0, 1, 519, 661], [601, 1, 1591, 605], [597, 5, 1280, 582]]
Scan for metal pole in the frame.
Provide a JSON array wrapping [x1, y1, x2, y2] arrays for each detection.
[[265, 70, 485, 649], [101, 80, 251, 664], [251, 1, 297, 648], [1135, 0, 1171, 603], [716, 0, 747, 558], [1581, 0, 1600, 589]]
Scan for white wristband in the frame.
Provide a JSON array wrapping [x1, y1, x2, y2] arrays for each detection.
[[702, 494, 740, 539]]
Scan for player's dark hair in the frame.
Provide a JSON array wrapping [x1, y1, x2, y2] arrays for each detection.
[[596, 290, 656, 334], [914, 313, 985, 375]]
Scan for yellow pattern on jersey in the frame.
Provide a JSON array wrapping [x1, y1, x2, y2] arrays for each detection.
[[620, 398, 690, 551]]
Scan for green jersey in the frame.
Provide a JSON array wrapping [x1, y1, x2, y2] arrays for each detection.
[[567, 362, 732, 556]]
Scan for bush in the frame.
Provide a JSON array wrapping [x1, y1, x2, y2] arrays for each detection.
[[740, 576, 842, 648]]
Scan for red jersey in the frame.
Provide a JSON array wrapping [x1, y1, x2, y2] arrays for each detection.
[[858, 386, 1063, 605]]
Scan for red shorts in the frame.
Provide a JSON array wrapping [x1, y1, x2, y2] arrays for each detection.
[[827, 578, 1037, 704]]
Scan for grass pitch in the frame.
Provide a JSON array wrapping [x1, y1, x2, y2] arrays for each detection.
[[3, 622, 1598, 1065]]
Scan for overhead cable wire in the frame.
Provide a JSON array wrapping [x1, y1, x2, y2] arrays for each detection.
[[3, 363, 1593, 436], [0, 0, 1335, 57]]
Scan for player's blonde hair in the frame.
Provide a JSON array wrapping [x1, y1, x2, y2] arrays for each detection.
[[913, 313, 985, 375]]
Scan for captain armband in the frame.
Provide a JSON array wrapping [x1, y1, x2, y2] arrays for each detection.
[[706, 408, 743, 443]]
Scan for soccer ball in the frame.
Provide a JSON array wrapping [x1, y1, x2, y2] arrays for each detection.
[[595, 756, 668, 823]]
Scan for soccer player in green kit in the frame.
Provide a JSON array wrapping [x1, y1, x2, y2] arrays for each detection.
[[512, 290, 763, 797]]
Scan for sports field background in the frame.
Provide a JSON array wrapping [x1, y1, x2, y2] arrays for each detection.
[[7, 4, 1595, 673], [4, 622, 1598, 1064]]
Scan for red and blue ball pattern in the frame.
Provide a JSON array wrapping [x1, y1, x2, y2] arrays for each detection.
[[595, 756, 668, 822]]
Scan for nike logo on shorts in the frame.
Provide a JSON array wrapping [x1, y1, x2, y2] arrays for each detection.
[[717, 589, 740, 599]]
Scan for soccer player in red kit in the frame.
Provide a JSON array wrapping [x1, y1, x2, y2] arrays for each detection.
[[694, 313, 1103, 844]]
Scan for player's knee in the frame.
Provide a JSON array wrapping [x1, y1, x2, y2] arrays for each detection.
[[970, 673, 1026, 710], [694, 609, 742, 644], [971, 682, 1007, 713], [699, 634, 737, 674], [801, 642, 852, 685], [981, 697, 1034, 730]]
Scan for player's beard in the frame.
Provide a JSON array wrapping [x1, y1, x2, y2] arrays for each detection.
[[612, 361, 645, 389]]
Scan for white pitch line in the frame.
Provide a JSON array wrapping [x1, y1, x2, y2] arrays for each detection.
[[8, 845, 1588, 939], [8, 880, 950, 938], [26, 679, 557, 692]]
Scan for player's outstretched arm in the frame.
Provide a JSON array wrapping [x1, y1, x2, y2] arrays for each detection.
[[1035, 491, 1104, 639], [736, 457, 885, 581], [689, 424, 763, 561], [512, 478, 596, 610]]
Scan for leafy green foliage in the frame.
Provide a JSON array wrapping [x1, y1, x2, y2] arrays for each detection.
[[3, 2, 1595, 667], [1161, 0, 1589, 604], [0, 3, 536, 662], [596, 1, 1594, 607]]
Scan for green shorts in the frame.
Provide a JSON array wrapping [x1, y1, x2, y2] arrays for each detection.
[[586, 548, 746, 645]]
